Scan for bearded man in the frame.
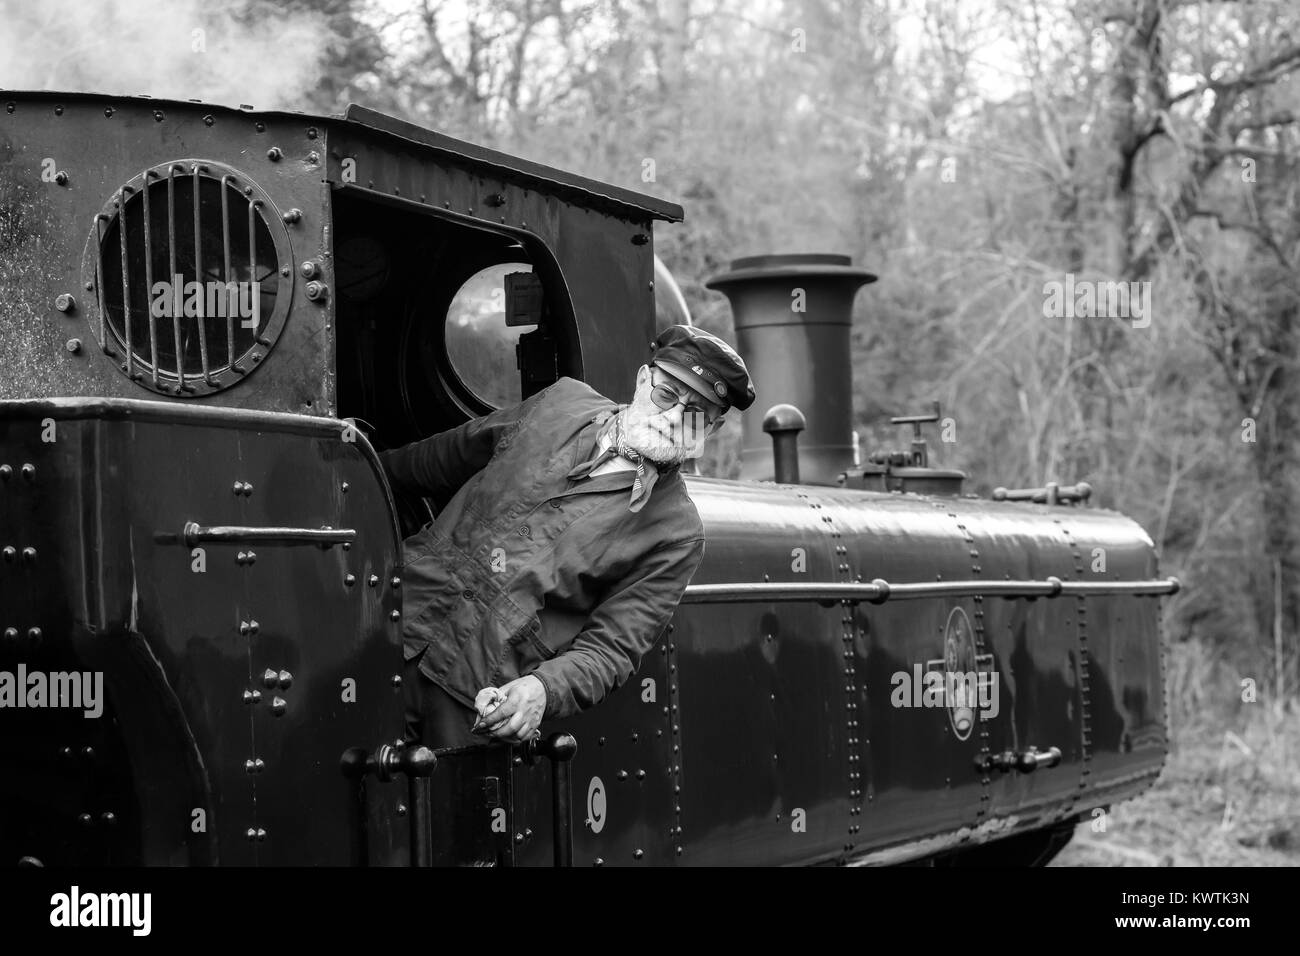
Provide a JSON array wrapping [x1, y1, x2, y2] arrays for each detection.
[[380, 325, 756, 749]]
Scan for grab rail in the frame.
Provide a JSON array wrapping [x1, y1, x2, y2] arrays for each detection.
[[681, 576, 1180, 605]]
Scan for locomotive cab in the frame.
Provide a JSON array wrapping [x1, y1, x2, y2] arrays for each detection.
[[0, 91, 680, 866]]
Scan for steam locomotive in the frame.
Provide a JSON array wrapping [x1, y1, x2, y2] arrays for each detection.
[[0, 90, 1176, 866]]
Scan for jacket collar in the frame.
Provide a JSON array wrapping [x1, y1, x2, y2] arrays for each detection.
[[554, 408, 680, 504]]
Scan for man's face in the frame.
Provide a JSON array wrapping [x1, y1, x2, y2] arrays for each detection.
[[621, 364, 726, 464]]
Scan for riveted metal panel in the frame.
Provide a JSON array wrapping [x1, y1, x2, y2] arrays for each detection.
[[512, 638, 675, 867], [670, 478, 849, 865], [0, 95, 331, 413], [0, 398, 405, 864]]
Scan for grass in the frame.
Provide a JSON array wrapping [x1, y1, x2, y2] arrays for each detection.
[[1053, 701, 1300, 866]]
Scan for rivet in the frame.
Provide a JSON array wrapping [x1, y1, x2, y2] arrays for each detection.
[[66, 338, 81, 353], [390, 610, 400, 621], [278, 670, 293, 689], [515, 832, 525, 844], [54, 293, 75, 312], [78, 813, 93, 827], [368, 574, 379, 587], [633, 848, 644, 859], [598, 736, 606, 746], [283, 208, 302, 224], [593, 858, 604, 867], [1, 547, 13, 563], [617, 770, 628, 780], [204, 115, 215, 126], [267, 147, 283, 161], [263, 668, 278, 689], [246, 828, 257, 842], [345, 573, 356, 586], [27, 626, 42, 642], [396, 803, 406, 816], [242, 689, 258, 704], [81, 746, 94, 759], [391, 576, 402, 588], [0, 465, 10, 480], [20, 463, 35, 481], [2, 627, 17, 641], [391, 675, 402, 688], [636, 769, 646, 779], [271, 696, 287, 716], [257, 829, 266, 841]]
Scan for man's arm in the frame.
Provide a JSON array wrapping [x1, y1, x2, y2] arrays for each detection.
[[378, 389, 543, 506], [529, 534, 707, 721]]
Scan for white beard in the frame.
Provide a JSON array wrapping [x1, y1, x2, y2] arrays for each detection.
[[617, 407, 708, 465]]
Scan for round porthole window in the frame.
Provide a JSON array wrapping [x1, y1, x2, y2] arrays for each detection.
[[82, 160, 294, 396], [443, 262, 535, 409]]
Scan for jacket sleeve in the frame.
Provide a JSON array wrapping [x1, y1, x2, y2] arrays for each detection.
[[529, 534, 706, 720], [377, 386, 548, 508]]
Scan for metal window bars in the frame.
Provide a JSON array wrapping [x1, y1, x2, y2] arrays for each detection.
[[87, 160, 290, 397]]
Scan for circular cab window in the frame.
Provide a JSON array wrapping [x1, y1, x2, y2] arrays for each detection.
[[444, 262, 535, 408], [83, 161, 293, 396]]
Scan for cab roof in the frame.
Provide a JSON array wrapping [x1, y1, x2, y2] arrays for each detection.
[[1, 90, 685, 224]]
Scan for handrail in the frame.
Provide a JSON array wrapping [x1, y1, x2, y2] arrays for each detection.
[[182, 522, 356, 547], [680, 576, 1181, 605]]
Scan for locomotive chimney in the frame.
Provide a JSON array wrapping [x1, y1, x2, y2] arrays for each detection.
[[706, 254, 877, 485]]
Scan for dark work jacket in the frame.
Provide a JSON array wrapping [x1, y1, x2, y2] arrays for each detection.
[[377, 377, 706, 720]]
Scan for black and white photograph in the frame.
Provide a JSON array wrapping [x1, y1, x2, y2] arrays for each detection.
[[0, 0, 1291, 930]]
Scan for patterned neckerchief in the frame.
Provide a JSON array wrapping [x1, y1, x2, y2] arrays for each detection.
[[565, 411, 664, 513]]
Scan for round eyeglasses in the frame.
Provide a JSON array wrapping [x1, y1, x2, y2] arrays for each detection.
[[649, 369, 725, 428]]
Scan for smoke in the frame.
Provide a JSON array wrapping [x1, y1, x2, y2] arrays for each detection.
[[0, 0, 336, 111]]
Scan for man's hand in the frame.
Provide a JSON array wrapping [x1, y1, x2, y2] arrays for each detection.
[[474, 676, 547, 744]]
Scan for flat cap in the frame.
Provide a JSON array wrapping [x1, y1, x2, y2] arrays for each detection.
[[650, 325, 755, 412]]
